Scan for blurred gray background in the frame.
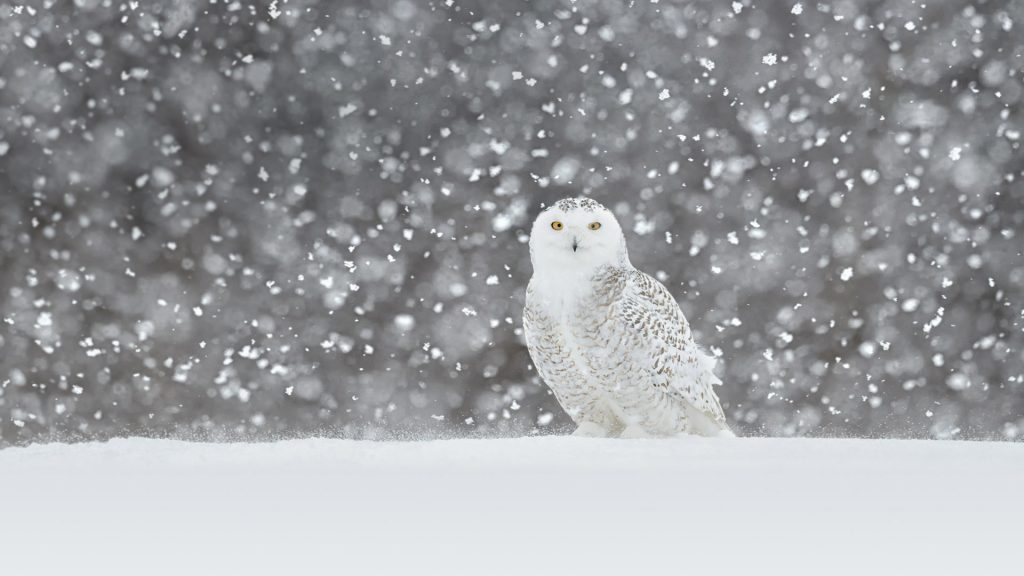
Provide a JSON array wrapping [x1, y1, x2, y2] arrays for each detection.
[[1, 0, 1022, 445]]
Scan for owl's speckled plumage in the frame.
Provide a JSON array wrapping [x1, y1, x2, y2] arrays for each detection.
[[523, 198, 731, 437]]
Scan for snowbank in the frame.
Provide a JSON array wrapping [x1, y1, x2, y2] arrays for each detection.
[[2, 436, 1021, 575]]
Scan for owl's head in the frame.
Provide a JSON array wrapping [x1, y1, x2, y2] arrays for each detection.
[[529, 197, 630, 275]]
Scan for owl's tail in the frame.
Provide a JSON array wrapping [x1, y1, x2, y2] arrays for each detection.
[[685, 403, 736, 437]]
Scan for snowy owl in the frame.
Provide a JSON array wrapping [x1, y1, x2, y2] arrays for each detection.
[[523, 197, 732, 438]]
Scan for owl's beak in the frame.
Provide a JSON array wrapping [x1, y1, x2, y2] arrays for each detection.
[[571, 235, 580, 252]]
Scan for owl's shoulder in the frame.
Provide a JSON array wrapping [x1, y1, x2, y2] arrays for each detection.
[[602, 268, 678, 312], [590, 265, 635, 300], [606, 267, 692, 343]]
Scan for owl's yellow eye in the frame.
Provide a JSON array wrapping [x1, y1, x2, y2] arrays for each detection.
[[551, 221, 564, 231], [588, 222, 602, 230]]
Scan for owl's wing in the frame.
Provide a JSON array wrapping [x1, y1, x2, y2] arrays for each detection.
[[523, 281, 580, 405], [614, 270, 728, 427], [522, 282, 548, 375]]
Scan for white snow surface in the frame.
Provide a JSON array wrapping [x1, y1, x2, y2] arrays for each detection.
[[2, 436, 1022, 575]]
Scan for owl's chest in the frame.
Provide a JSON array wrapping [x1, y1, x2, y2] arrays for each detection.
[[540, 298, 617, 366], [528, 271, 624, 368]]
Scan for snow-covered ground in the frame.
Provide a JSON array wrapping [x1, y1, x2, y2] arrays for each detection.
[[2, 436, 1021, 575]]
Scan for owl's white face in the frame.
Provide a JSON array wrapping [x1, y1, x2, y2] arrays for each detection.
[[529, 198, 628, 278]]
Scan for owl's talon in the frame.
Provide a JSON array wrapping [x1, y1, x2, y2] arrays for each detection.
[[572, 422, 609, 437]]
